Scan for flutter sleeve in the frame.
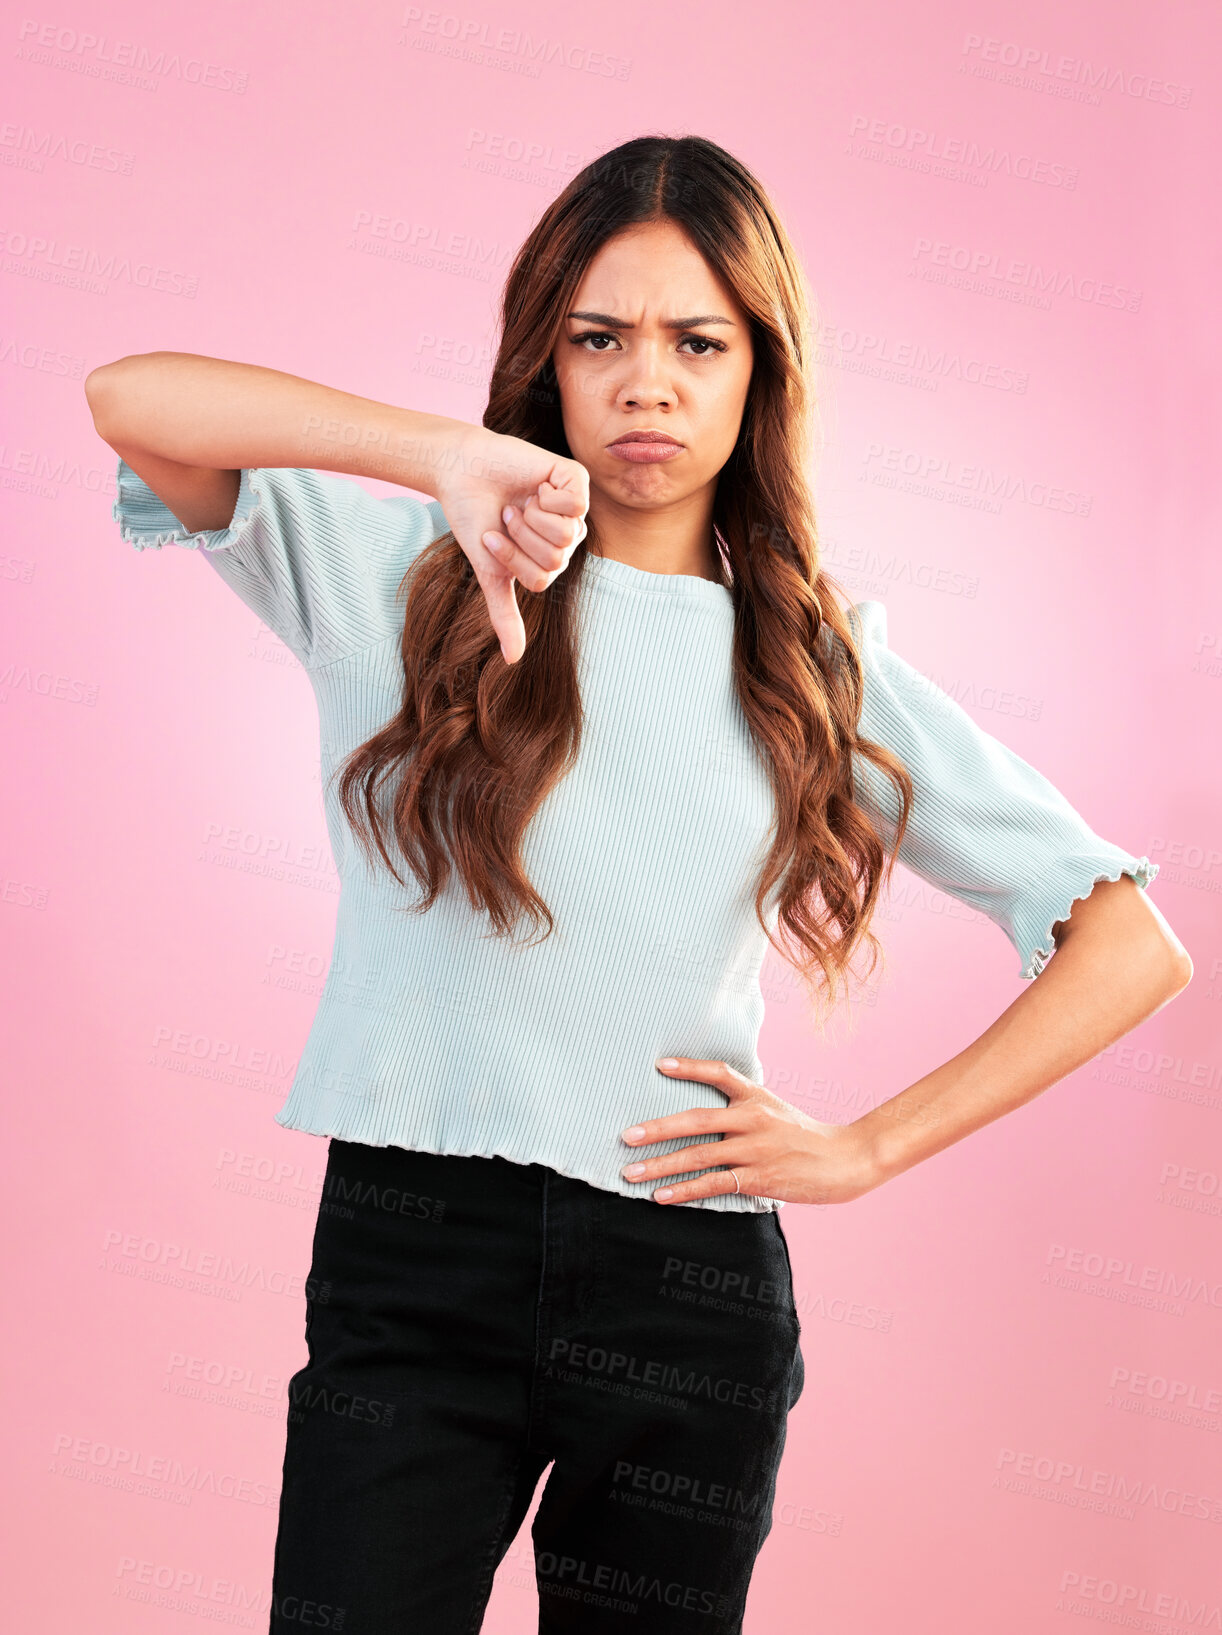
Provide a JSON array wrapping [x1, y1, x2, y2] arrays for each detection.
[[844, 600, 1159, 980], [112, 457, 448, 670]]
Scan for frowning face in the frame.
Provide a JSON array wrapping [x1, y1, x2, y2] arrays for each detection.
[[551, 219, 755, 517]]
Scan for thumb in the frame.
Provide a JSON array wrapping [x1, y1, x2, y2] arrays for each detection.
[[478, 568, 526, 664]]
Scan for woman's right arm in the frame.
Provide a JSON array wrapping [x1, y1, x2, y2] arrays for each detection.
[[85, 351, 589, 661]]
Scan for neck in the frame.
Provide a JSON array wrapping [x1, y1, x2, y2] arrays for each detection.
[[585, 486, 722, 582]]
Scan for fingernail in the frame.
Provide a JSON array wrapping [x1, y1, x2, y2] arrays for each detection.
[[656, 1058, 679, 1070], [655, 1188, 674, 1202], [622, 1163, 646, 1179], [502, 505, 514, 523], [623, 1126, 646, 1142]]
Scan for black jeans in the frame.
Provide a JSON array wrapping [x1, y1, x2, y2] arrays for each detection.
[[269, 1139, 805, 1634]]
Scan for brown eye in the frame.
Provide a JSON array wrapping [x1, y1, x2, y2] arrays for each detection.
[[573, 331, 620, 352], [679, 335, 728, 356]]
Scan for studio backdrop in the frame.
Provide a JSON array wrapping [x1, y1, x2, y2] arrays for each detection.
[[2, 3, 1217, 1633]]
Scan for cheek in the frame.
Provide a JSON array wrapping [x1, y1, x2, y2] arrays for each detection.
[[701, 380, 747, 442], [713, 369, 753, 446], [556, 368, 604, 437]]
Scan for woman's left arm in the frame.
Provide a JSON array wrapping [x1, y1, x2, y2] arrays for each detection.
[[626, 868, 1191, 1208], [851, 872, 1192, 1188]]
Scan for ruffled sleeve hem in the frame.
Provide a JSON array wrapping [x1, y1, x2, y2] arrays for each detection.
[[1016, 854, 1161, 980], [112, 457, 262, 554]]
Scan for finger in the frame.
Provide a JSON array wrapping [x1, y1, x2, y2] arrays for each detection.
[[538, 463, 590, 513], [621, 1106, 752, 1146], [535, 477, 588, 517], [519, 493, 587, 551], [652, 1168, 748, 1206], [489, 507, 568, 591], [655, 1057, 756, 1098], [621, 1138, 751, 1185]]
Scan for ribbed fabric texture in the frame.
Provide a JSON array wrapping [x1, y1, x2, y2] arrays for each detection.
[[113, 458, 1159, 1214]]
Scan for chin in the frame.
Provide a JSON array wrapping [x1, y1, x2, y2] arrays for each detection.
[[608, 461, 682, 493]]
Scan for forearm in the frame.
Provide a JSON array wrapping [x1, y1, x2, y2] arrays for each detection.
[[854, 877, 1193, 1184], [85, 350, 471, 496]]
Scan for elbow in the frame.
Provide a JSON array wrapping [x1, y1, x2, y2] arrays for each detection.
[[1053, 873, 1194, 1007], [1163, 943, 1194, 998], [1140, 900, 1194, 999], [85, 360, 125, 440], [1053, 910, 1193, 1009], [1133, 928, 1193, 1008], [85, 352, 162, 441]]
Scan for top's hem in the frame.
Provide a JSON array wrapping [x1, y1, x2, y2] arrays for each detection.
[[271, 1105, 783, 1214]]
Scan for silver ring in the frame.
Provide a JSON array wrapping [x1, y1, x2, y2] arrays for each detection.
[[729, 1169, 741, 1194]]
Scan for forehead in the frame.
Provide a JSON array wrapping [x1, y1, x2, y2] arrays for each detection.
[[569, 223, 743, 320]]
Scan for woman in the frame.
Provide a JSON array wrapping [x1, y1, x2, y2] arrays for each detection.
[[87, 135, 1191, 1634]]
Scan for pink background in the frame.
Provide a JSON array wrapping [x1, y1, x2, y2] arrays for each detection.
[[3, 1, 1219, 1630]]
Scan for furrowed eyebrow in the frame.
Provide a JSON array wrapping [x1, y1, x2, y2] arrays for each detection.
[[567, 310, 736, 329]]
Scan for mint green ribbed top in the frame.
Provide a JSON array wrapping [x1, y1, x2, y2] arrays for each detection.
[[112, 458, 1159, 1214]]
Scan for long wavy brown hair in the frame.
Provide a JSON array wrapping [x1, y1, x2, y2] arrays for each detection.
[[337, 134, 914, 1029]]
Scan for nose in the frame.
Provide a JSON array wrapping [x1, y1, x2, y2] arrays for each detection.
[[615, 340, 677, 411]]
